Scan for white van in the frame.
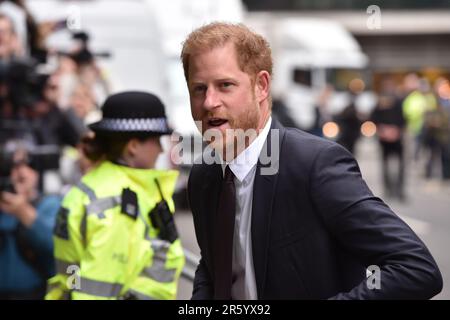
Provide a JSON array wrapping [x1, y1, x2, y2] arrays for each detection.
[[246, 16, 376, 130], [145, 0, 245, 164], [26, 0, 246, 199]]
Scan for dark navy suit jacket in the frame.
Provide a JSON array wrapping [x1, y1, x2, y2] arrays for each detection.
[[188, 119, 442, 299]]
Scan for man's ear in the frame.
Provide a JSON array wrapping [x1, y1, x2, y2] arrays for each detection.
[[255, 70, 270, 104]]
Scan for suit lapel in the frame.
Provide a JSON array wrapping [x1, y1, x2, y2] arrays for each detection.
[[251, 119, 285, 298]]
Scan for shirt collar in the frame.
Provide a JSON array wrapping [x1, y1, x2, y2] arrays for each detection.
[[221, 117, 272, 182]]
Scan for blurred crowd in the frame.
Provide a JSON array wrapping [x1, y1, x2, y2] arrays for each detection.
[[0, 0, 109, 299], [273, 72, 450, 202], [0, 0, 111, 187], [370, 74, 450, 201]]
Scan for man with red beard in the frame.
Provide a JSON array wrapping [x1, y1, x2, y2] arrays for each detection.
[[181, 22, 442, 300]]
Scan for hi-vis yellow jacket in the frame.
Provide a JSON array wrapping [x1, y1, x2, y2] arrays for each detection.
[[46, 161, 185, 300]]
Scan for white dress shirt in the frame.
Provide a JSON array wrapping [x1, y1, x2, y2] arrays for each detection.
[[220, 117, 272, 300]]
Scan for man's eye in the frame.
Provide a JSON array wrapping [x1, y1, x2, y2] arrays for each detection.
[[221, 82, 233, 88], [193, 85, 206, 93]]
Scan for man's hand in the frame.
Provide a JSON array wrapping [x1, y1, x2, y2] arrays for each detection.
[[0, 191, 37, 227]]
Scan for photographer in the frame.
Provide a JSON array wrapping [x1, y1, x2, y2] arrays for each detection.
[[0, 150, 61, 299]]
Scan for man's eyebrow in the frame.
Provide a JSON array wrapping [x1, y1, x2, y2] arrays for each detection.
[[188, 80, 206, 87], [189, 78, 238, 85], [216, 78, 238, 83]]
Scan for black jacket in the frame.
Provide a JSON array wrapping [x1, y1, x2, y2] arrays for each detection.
[[188, 119, 442, 299]]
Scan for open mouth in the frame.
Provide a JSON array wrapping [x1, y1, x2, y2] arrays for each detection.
[[207, 118, 228, 128]]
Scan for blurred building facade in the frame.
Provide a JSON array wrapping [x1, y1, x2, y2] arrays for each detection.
[[243, 0, 450, 91]]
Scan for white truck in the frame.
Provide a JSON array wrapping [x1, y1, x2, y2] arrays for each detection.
[[25, 0, 245, 200], [246, 15, 375, 131], [144, 0, 245, 165]]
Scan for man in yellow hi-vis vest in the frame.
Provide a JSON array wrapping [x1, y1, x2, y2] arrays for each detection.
[[46, 91, 185, 300]]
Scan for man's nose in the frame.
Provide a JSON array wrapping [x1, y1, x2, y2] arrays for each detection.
[[203, 87, 220, 111]]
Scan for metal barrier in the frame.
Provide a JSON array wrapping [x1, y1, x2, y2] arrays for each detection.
[[180, 248, 200, 282]]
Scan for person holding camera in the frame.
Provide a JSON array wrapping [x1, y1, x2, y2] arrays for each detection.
[[0, 152, 61, 299], [46, 91, 185, 300]]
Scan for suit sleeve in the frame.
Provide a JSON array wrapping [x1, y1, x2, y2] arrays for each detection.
[[187, 168, 214, 300], [309, 143, 443, 299], [192, 257, 214, 300]]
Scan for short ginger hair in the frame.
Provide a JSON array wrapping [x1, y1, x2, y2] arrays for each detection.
[[181, 22, 273, 82]]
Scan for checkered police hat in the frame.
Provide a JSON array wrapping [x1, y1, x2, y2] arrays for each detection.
[[88, 91, 173, 135]]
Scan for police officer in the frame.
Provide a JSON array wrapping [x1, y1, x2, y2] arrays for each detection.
[[46, 91, 185, 300]]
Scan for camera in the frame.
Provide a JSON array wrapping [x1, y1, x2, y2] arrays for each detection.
[[0, 138, 61, 193], [0, 57, 48, 114]]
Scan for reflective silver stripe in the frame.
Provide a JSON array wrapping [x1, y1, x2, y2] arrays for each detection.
[[180, 249, 200, 282], [76, 182, 96, 246], [86, 196, 121, 215], [141, 261, 177, 283], [125, 289, 155, 300], [55, 259, 79, 275], [76, 182, 96, 201], [75, 277, 123, 298], [140, 239, 176, 283], [151, 238, 172, 252], [181, 265, 196, 282]]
